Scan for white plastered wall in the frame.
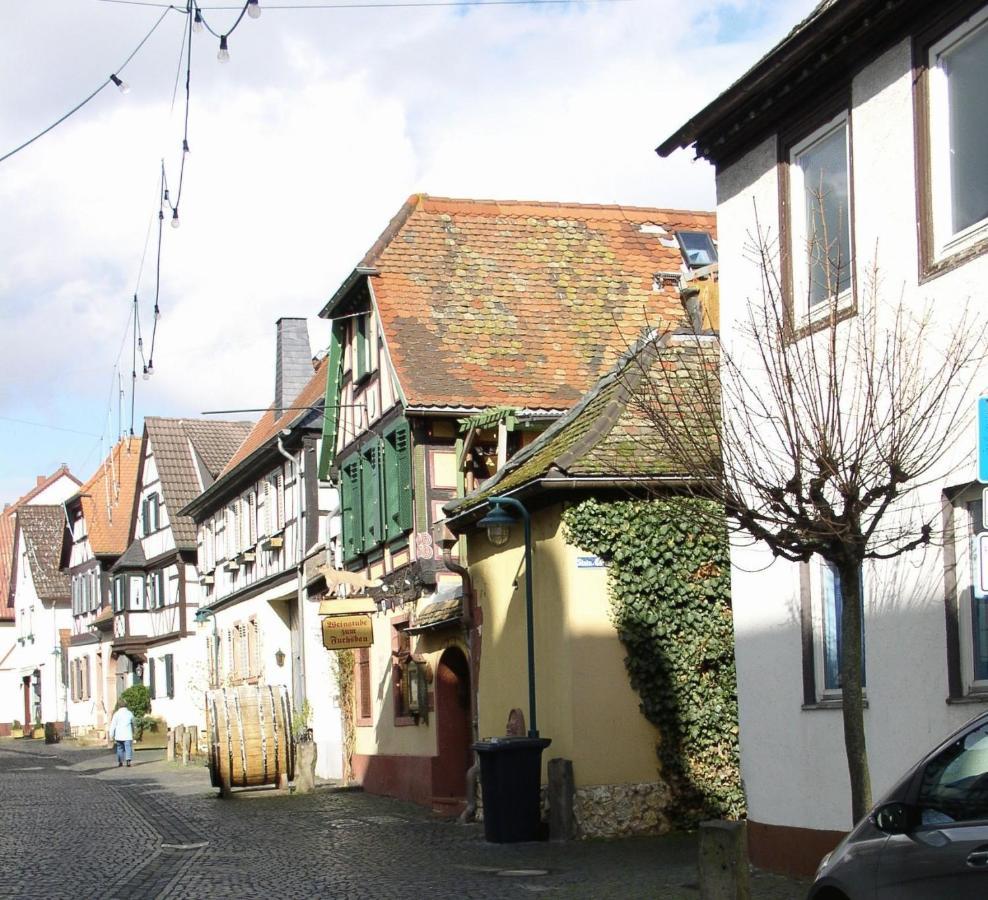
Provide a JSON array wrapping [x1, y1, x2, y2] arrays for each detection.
[[718, 37, 988, 833]]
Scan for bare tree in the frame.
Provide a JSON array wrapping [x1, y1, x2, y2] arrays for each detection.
[[627, 225, 988, 823]]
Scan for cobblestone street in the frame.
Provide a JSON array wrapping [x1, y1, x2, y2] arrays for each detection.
[[0, 739, 809, 899]]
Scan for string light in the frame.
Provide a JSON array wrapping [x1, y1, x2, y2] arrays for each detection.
[[193, 7, 204, 31], [142, 365, 150, 381], [171, 208, 180, 229], [217, 34, 230, 63], [109, 74, 130, 95], [247, 0, 261, 18]]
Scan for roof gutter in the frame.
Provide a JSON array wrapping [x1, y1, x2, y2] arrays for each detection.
[[443, 474, 699, 533]]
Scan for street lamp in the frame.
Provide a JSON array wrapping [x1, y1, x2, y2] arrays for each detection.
[[195, 608, 219, 688], [477, 496, 539, 738]]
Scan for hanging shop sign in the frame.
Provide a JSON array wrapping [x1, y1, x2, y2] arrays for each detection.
[[321, 614, 373, 651]]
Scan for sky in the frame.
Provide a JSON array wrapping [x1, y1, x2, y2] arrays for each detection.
[[0, 0, 818, 503]]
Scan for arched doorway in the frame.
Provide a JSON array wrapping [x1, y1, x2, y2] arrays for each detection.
[[431, 646, 472, 815]]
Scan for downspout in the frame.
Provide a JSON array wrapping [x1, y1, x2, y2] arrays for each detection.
[[277, 433, 307, 714], [442, 527, 480, 823]]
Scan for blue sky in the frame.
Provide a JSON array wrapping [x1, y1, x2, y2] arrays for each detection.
[[0, 0, 818, 502]]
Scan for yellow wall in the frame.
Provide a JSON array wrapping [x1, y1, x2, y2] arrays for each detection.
[[469, 502, 661, 787]]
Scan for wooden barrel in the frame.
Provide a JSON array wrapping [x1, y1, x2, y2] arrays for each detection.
[[205, 684, 295, 790]]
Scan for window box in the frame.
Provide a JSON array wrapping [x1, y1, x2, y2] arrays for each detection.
[[199, 574, 214, 586], [240, 550, 256, 564], [223, 559, 240, 573], [262, 534, 284, 551]]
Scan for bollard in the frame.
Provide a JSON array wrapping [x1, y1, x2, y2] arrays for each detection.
[[698, 820, 751, 900], [181, 727, 191, 766], [166, 728, 176, 761]]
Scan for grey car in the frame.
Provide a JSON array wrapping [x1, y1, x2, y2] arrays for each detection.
[[810, 710, 988, 899]]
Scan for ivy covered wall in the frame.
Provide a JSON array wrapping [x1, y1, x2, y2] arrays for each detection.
[[563, 496, 744, 823]]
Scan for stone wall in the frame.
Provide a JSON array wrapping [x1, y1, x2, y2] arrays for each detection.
[[573, 781, 672, 839]]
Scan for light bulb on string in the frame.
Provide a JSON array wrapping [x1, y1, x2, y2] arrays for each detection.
[[171, 209, 180, 229], [217, 35, 230, 63], [193, 8, 204, 32], [109, 74, 130, 95], [142, 365, 150, 381], [154, 305, 161, 321], [247, 0, 261, 18], [147, 361, 155, 377]]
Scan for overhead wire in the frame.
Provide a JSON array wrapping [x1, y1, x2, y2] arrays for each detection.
[[0, 6, 176, 164], [101, 0, 629, 8]]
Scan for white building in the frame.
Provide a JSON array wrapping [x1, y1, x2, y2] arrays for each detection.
[[110, 417, 252, 733], [63, 437, 141, 737], [182, 318, 344, 781], [658, 0, 988, 877], [0, 466, 80, 735]]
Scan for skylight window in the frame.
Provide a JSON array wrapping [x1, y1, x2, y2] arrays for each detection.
[[676, 231, 718, 268]]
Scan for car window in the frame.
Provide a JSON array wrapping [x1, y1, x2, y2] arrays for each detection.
[[917, 723, 988, 825]]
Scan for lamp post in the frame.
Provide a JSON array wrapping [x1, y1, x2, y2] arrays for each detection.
[[195, 608, 219, 688], [477, 496, 538, 738]]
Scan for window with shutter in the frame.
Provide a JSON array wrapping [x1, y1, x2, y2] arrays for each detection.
[[355, 312, 369, 381], [340, 453, 363, 561], [361, 441, 383, 550], [248, 618, 260, 678], [263, 478, 273, 536], [148, 657, 156, 699], [247, 492, 257, 546], [164, 654, 175, 699], [83, 656, 91, 700], [276, 473, 285, 530], [70, 661, 78, 702], [225, 628, 234, 682]]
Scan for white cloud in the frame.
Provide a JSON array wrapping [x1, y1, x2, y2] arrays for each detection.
[[0, 0, 818, 499]]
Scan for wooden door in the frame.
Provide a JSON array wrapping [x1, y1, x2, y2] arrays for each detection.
[[431, 647, 472, 814]]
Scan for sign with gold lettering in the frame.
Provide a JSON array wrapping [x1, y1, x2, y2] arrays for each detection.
[[321, 614, 373, 651]]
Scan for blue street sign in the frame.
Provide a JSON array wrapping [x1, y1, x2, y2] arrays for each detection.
[[980, 397, 988, 483]]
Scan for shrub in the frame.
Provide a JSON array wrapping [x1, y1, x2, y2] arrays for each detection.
[[119, 684, 152, 738]]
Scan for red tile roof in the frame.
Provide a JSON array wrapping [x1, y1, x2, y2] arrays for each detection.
[[219, 356, 329, 477], [72, 437, 142, 558], [349, 195, 715, 410], [0, 466, 80, 621]]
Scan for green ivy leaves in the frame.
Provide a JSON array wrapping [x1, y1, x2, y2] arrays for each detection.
[[563, 497, 744, 823]]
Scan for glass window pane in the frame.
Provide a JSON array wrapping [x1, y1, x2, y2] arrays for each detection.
[[918, 723, 988, 824], [968, 501, 988, 680], [798, 124, 851, 307], [677, 231, 718, 268], [821, 561, 865, 692], [945, 22, 988, 235]]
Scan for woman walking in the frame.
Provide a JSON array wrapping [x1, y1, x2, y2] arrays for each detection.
[[108, 699, 135, 767]]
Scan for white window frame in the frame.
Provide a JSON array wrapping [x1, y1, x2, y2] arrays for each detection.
[[928, 6, 988, 261], [809, 557, 866, 701], [789, 111, 854, 326], [955, 487, 988, 695]]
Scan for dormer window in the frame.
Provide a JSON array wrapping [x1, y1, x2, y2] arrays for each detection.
[[676, 231, 718, 269]]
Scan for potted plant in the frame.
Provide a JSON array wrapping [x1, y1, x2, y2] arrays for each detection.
[[293, 699, 317, 794], [31, 718, 45, 739], [10, 720, 23, 739]]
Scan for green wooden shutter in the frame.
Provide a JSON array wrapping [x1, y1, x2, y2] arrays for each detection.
[[384, 428, 400, 542], [394, 423, 413, 532], [148, 658, 156, 699], [165, 654, 174, 699], [318, 320, 346, 481], [340, 453, 362, 561], [361, 441, 382, 549]]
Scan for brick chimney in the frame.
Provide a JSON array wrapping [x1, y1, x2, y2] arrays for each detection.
[[275, 318, 312, 419]]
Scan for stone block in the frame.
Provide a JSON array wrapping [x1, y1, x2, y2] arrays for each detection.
[[698, 819, 750, 900]]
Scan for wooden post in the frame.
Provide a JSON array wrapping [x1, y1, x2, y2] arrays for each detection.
[[166, 728, 176, 761], [181, 727, 191, 766], [187, 726, 198, 760]]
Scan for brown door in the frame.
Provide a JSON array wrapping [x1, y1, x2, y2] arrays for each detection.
[[431, 647, 472, 814], [22, 676, 30, 727]]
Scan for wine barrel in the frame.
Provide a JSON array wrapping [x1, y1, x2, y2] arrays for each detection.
[[206, 684, 295, 790]]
